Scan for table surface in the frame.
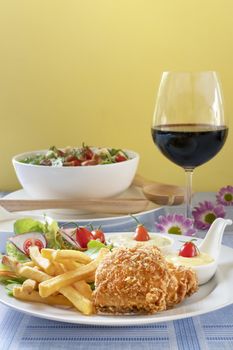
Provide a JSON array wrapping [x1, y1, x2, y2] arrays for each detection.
[[0, 191, 233, 350]]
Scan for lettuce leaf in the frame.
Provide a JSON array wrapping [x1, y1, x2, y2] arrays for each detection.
[[3, 279, 25, 296], [88, 282, 95, 291], [13, 217, 62, 249], [0, 253, 9, 271], [7, 217, 46, 261], [44, 220, 62, 249], [0, 254, 26, 286], [14, 218, 45, 235], [5, 242, 29, 262], [85, 240, 111, 260], [5, 282, 21, 296]]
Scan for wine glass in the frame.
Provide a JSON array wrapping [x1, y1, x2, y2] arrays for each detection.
[[151, 71, 228, 218]]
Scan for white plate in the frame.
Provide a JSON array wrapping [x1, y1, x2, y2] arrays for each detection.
[[0, 189, 165, 234], [1, 234, 233, 326]]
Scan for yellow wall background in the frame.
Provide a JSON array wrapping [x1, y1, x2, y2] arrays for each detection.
[[0, 0, 232, 192]]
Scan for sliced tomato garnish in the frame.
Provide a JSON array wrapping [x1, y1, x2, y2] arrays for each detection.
[[23, 238, 45, 255]]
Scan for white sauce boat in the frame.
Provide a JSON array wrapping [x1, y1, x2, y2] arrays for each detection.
[[194, 218, 232, 284]]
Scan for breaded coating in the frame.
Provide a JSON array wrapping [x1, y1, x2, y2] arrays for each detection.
[[94, 246, 169, 314], [93, 245, 198, 315], [166, 263, 198, 307]]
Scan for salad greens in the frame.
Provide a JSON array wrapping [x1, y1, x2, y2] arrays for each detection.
[[14, 218, 45, 235], [6, 217, 64, 260], [1, 217, 112, 296], [19, 145, 129, 167], [44, 220, 63, 250], [4, 281, 23, 296], [5, 217, 111, 261], [6, 241, 29, 262], [0, 254, 26, 295], [0, 253, 11, 276], [85, 240, 111, 260]]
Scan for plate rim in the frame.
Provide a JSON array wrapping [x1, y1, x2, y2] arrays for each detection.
[[2, 188, 162, 223]]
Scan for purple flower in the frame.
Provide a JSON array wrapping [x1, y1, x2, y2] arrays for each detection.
[[216, 186, 233, 206], [192, 201, 226, 230], [155, 214, 196, 236]]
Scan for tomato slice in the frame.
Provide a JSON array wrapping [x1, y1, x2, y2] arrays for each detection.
[[23, 238, 45, 255]]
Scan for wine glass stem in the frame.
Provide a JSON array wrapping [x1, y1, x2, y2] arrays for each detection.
[[185, 169, 193, 218]]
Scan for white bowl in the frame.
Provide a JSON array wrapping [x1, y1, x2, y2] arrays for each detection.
[[165, 251, 217, 285], [12, 149, 139, 199], [192, 260, 217, 285]]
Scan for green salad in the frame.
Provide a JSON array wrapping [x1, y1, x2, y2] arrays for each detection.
[[19, 145, 130, 166]]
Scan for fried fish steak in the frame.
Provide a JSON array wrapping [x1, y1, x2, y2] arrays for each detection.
[[93, 245, 170, 314]]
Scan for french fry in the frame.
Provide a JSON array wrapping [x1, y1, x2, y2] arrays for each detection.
[[22, 279, 38, 293], [29, 246, 55, 275], [85, 273, 95, 283], [58, 259, 83, 271], [53, 250, 91, 264], [2, 256, 51, 283], [59, 286, 93, 315], [41, 248, 54, 260], [5, 246, 109, 316], [13, 287, 72, 307], [0, 270, 17, 279], [73, 280, 93, 300], [18, 266, 51, 283], [22, 261, 36, 267], [53, 261, 66, 274], [33, 266, 41, 271], [41, 250, 85, 271], [39, 248, 108, 298]]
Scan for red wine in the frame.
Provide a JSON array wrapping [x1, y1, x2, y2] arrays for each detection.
[[151, 124, 228, 169]]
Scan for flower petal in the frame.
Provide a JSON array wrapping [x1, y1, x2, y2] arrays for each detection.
[[192, 201, 226, 230], [155, 214, 196, 236], [216, 185, 233, 206]]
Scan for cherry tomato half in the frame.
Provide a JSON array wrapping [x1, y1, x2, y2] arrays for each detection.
[[84, 147, 94, 160], [81, 145, 94, 161], [65, 155, 79, 162], [115, 154, 127, 162], [92, 229, 105, 243], [23, 239, 45, 255], [75, 227, 94, 248], [64, 156, 82, 166], [179, 241, 199, 258]]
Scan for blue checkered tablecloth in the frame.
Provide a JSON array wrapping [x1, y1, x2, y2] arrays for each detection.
[[1, 299, 233, 350], [1, 192, 233, 350]]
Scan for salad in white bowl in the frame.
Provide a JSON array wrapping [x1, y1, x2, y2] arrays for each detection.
[[12, 144, 139, 199]]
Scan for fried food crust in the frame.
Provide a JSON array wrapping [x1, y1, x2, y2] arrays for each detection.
[[93, 245, 198, 314], [166, 263, 198, 307]]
